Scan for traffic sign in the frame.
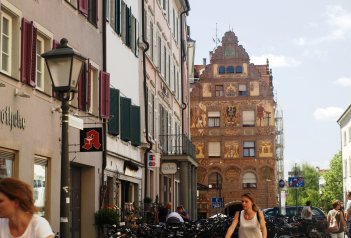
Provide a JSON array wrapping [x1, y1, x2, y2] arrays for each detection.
[[278, 179, 285, 188], [211, 197, 223, 208], [288, 177, 304, 188]]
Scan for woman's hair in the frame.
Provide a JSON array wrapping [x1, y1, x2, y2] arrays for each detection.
[[242, 193, 259, 211], [0, 177, 37, 214], [332, 200, 341, 209]]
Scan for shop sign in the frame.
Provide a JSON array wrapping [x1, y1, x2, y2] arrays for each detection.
[[161, 162, 177, 174], [147, 153, 160, 168], [80, 127, 103, 152], [0, 106, 26, 130]]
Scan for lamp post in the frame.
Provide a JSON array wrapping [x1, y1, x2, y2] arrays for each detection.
[[41, 38, 86, 238]]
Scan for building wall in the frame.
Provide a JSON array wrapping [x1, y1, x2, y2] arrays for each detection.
[[191, 31, 277, 217], [0, 1, 104, 236]]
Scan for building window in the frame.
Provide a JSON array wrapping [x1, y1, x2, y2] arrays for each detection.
[[89, 64, 99, 115], [215, 85, 224, 97], [87, 0, 98, 26], [243, 141, 255, 157], [239, 84, 247, 96], [0, 149, 15, 179], [242, 172, 257, 188], [242, 111, 255, 127], [208, 142, 221, 157], [218, 66, 225, 74], [148, 88, 155, 139], [36, 36, 45, 91], [226, 66, 234, 73], [344, 131, 347, 147], [208, 111, 220, 127], [349, 127, 351, 143], [236, 65, 243, 74], [34, 156, 48, 217], [208, 172, 222, 189], [1, 12, 11, 75]]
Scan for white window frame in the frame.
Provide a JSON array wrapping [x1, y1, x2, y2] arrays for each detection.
[[242, 172, 257, 188], [36, 35, 45, 91], [243, 141, 255, 157], [0, 11, 12, 75], [89, 63, 99, 115], [208, 111, 220, 128]]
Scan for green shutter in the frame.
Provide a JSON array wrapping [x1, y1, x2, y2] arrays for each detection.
[[120, 97, 131, 141], [108, 88, 120, 135], [131, 105, 140, 146]]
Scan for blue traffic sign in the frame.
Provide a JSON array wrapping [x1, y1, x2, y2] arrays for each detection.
[[278, 179, 285, 188], [211, 197, 223, 208], [288, 177, 304, 188]]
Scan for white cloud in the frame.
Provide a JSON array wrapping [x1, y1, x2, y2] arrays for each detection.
[[334, 77, 351, 87], [313, 107, 344, 121], [250, 54, 300, 68], [325, 5, 351, 40]]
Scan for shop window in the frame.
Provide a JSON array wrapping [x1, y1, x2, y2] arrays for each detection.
[[242, 172, 256, 188], [0, 149, 15, 179], [236, 65, 243, 74], [239, 84, 247, 96], [243, 141, 255, 157], [242, 111, 255, 127], [33, 156, 48, 217]]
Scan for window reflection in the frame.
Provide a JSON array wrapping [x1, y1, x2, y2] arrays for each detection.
[[34, 159, 47, 217]]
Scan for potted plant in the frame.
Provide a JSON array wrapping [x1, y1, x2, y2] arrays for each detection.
[[95, 205, 119, 237]]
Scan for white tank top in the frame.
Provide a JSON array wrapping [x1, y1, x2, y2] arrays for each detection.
[[238, 210, 262, 238]]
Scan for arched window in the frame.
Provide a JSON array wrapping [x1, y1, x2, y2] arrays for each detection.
[[242, 172, 257, 188], [208, 172, 222, 189], [236, 66, 243, 74], [219, 66, 225, 74], [226, 66, 234, 73]]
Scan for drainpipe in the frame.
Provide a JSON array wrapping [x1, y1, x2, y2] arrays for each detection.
[[101, 0, 107, 208], [180, 1, 190, 135], [142, 0, 152, 199]]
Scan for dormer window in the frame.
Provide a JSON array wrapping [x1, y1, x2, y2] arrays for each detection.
[[226, 66, 234, 73], [219, 66, 225, 74]]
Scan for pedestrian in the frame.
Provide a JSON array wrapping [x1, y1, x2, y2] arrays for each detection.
[[301, 201, 313, 220], [327, 199, 346, 238], [176, 205, 190, 222], [158, 202, 171, 225], [0, 177, 55, 238], [225, 193, 267, 238], [345, 192, 351, 237]]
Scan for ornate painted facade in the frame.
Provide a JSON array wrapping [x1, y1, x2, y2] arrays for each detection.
[[190, 31, 277, 218]]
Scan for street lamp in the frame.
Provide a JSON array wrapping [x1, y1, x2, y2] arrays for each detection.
[[41, 38, 86, 238]]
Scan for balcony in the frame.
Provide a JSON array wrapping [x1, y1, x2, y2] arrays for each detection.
[[158, 134, 196, 160]]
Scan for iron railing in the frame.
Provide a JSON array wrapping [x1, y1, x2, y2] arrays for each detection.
[[158, 134, 196, 159]]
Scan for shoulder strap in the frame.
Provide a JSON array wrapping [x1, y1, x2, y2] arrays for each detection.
[[238, 210, 241, 224], [257, 210, 260, 223]]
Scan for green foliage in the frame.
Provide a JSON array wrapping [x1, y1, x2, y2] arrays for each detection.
[[95, 205, 120, 227], [143, 196, 152, 204], [286, 151, 343, 212]]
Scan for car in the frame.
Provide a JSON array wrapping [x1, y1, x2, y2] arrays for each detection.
[[263, 206, 327, 223]]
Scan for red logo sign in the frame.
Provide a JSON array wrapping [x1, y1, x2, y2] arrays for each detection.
[[80, 128, 103, 152]]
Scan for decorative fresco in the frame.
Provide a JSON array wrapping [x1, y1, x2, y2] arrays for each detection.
[[202, 83, 212, 97], [224, 141, 240, 158], [195, 142, 205, 158], [259, 166, 274, 181], [258, 140, 273, 157], [256, 101, 274, 127], [191, 102, 207, 128], [224, 167, 241, 182], [197, 167, 207, 183], [225, 83, 236, 97], [224, 105, 240, 127], [250, 81, 259, 96]]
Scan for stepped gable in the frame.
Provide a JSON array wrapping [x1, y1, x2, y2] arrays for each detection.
[[210, 31, 250, 63]]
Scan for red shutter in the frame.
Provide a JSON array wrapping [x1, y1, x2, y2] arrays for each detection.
[[21, 18, 36, 86], [78, 0, 88, 16], [99, 71, 110, 119], [78, 63, 86, 111], [86, 61, 92, 111]]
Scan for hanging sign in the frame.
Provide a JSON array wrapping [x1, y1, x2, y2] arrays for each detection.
[[147, 153, 160, 168], [80, 127, 103, 152]]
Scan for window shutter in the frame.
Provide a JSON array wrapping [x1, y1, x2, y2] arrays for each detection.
[[99, 71, 110, 118], [86, 61, 92, 111], [108, 88, 120, 136], [120, 97, 131, 141], [135, 19, 139, 57], [116, 0, 121, 34], [125, 6, 131, 47], [95, 0, 99, 24], [131, 105, 140, 146], [78, 63, 87, 111], [78, 0, 88, 16], [21, 18, 37, 87]]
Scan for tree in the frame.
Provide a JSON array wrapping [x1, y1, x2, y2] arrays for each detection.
[[319, 151, 342, 211]]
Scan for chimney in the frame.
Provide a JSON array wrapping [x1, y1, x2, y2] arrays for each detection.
[[203, 58, 206, 67]]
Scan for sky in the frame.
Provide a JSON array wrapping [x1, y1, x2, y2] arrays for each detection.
[[187, 0, 351, 178]]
